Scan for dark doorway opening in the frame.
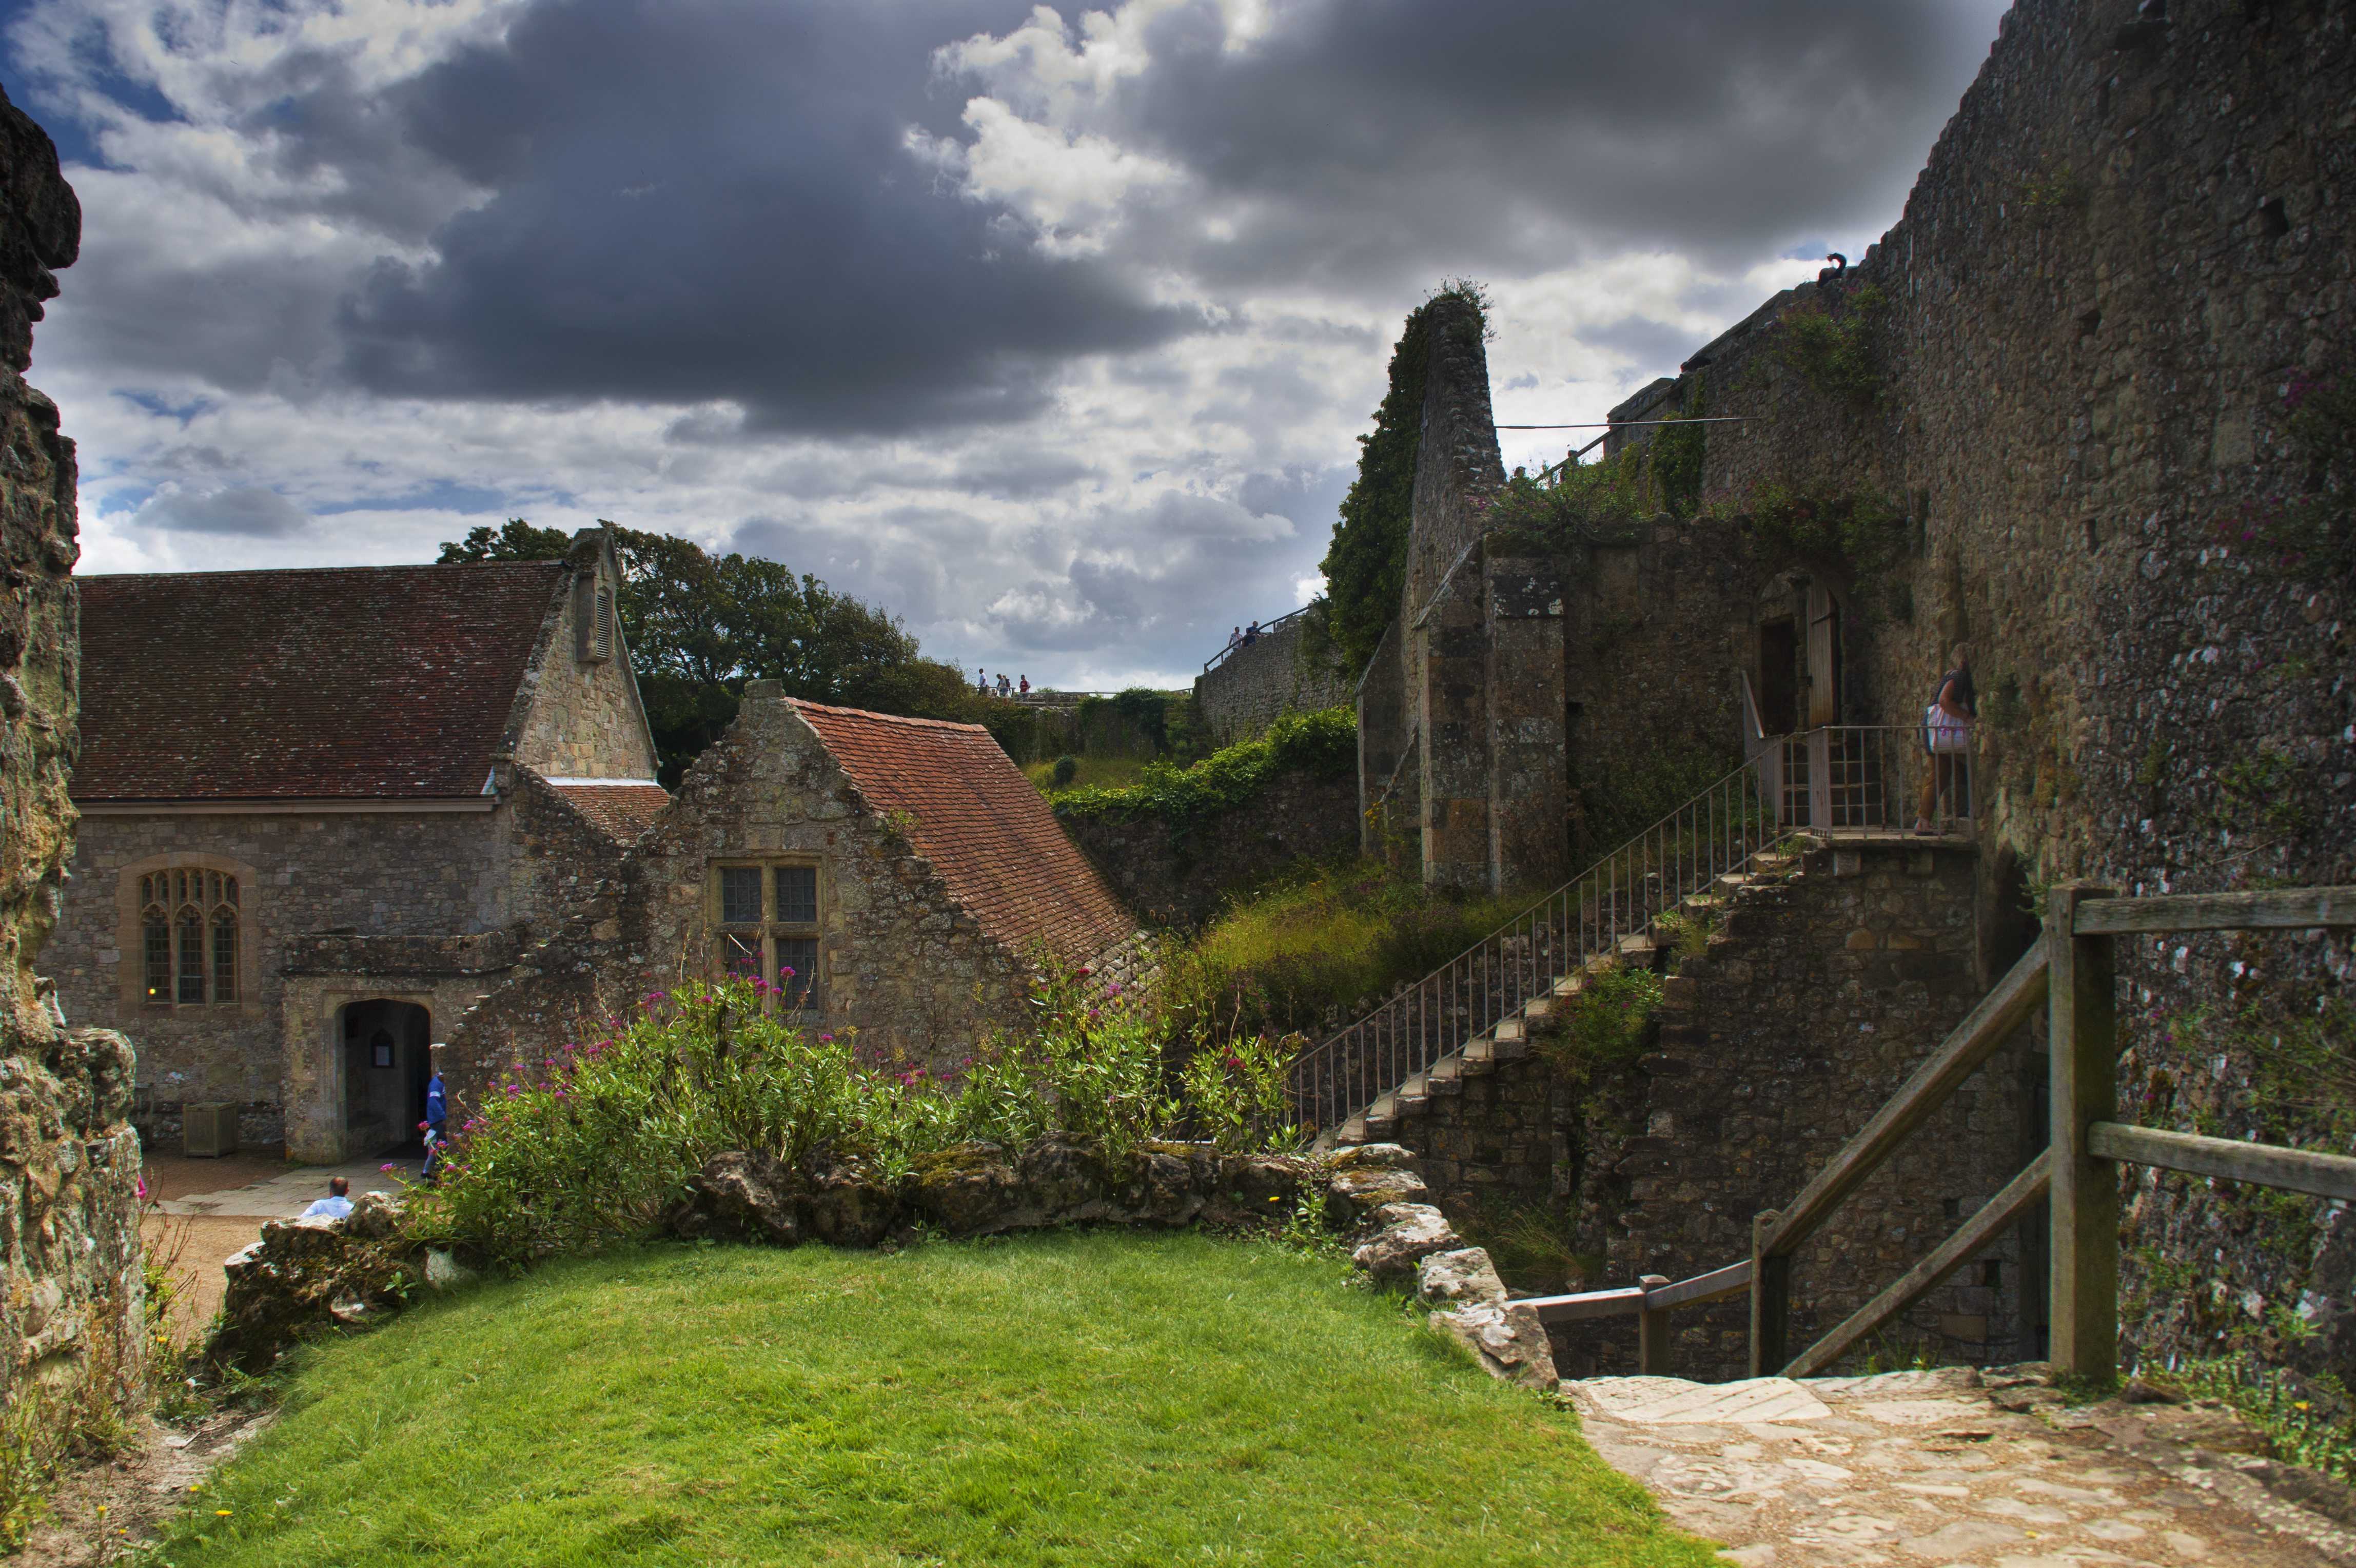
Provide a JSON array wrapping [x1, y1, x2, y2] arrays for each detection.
[[1757, 619, 1799, 733], [338, 998, 431, 1157]]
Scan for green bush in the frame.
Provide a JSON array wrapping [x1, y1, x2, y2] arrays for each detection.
[[1053, 706, 1356, 829], [1543, 964, 1663, 1071], [1773, 283, 1888, 410], [1050, 754, 1078, 788], [414, 965, 1286, 1268]]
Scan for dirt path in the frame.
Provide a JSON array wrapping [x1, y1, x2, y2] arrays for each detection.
[[1567, 1365, 2356, 1566]]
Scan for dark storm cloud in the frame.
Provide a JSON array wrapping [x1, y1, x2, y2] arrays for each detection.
[[963, 0, 2003, 294], [1575, 315, 1709, 371], [328, 0, 1200, 434], [133, 485, 309, 535]]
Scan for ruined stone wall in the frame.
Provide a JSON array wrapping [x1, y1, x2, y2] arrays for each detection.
[[0, 84, 144, 1415], [1570, 844, 2031, 1381], [1056, 770, 1358, 929], [1562, 517, 1758, 850], [1192, 616, 1351, 748], [1382, 1053, 1559, 1218], [442, 686, 1065, 1121], [1633, 0, 2356, 1378]]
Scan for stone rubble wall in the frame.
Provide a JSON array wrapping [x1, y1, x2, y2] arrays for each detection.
[[1192, 617, 1351, 749], [1635, 0, 2356, 1379], [503, 530, 660, 782], [0, 84, 144, 1415], [1056, 769, 1358, 929], [1571, 842, 2028, 1382]]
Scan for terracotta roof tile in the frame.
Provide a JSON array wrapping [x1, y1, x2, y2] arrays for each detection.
[[551, 781, 670, 843], [76, 564, 564, 800], [790, 700, 1133, 967]]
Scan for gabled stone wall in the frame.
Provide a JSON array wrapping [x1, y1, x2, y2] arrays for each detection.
[[1192, 615, 1350, 748]]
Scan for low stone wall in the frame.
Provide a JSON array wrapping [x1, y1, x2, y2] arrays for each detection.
[[209, 1140, 1558, 1391], [1057, 770, 1357, 928]]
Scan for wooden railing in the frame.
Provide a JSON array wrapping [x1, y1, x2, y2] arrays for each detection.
[[1519, 881, 2356, 1382]]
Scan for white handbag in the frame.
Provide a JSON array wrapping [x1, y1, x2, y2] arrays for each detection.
[[1923, 702, 1970, 754]]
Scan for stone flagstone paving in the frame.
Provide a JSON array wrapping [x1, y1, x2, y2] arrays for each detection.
[[1565, 1366, 2356, 1567]]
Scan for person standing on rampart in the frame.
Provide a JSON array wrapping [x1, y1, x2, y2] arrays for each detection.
[[1916, 642, 1975, 833]]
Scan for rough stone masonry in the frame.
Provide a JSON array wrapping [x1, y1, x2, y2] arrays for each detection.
[[0, 85, 144, 1418]]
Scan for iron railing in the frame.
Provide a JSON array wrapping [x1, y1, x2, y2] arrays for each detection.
[[1202, 606, 1308, 675], [1756, 726, 1975, 835], [1288, 759, 1793, 1144]]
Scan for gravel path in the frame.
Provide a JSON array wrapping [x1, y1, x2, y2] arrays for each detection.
[[1566, 1365, 2356, 1567]]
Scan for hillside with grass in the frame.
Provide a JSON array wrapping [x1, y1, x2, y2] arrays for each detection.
[[155, 1232, 1721, 1567]]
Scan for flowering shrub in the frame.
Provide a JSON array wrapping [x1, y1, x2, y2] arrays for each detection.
[[416, 961, 1288, 1266], [1177, 1031, 1299, 1153]]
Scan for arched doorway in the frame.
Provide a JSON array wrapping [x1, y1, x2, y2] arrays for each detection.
[[336, 998, 432, 1157]]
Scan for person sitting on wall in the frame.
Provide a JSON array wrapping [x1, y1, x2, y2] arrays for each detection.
[[301, 1174, 353, 1221], [1916, 641, 1976, 834]]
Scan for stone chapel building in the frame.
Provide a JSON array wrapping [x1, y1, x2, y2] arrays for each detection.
[[50, 526, 667, 1162]]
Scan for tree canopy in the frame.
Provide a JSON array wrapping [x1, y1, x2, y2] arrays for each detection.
[[439, 521, 1009, 783]]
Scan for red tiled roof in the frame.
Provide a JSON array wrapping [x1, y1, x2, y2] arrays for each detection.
[[76, 564, 564, 800], [552, 781, 670, 842], [790, 700, 1133, 966]]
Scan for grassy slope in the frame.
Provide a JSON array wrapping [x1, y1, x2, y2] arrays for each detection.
[[165, 1232, 1718, 1567], [1022, 755, 1151, 795]]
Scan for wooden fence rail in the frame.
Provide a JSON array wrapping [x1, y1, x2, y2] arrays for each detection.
[[1534, 883, 2356, 1384]]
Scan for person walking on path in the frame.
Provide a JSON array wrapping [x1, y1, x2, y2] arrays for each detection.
[[1018, 675, 1029, 696], [1916, 642, 1976, 833], [300, 1175, 353, 1221]]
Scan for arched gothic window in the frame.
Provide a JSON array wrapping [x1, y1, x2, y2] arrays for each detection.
[[140, 868, 240, 1006]]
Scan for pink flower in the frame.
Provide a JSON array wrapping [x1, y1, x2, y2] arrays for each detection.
[[135, 1175, 148, 1202], [380, 1163, 397, 1172]]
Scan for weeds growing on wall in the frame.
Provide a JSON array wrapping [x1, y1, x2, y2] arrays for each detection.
[[1051, 706, 1354, 831], [1573, 741, 1744, 855], [411, 965, 1294, 1268], [2224, 366, 2356, 578], [1537, 965, 1664, 1077], [1772, 283, 1889, 411]]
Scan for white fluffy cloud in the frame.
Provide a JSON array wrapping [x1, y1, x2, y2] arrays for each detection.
[[8, 0, 2007, 687]]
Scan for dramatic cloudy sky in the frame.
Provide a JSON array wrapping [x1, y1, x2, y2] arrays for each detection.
[[2, 0, 2008, 688]]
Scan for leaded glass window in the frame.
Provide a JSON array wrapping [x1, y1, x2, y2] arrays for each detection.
[[137, 867, 241, 1006], [711, 861, 823, 1014]]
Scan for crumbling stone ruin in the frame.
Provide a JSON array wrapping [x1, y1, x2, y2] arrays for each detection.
[[0, 84, 144, 1421], [1342, 0, 2355, 1382]]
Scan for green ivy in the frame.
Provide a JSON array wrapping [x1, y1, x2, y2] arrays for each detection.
[[1744, 476, 1910, 578], [1314, 281, 1490, 677], [1773, 283, 1889, 410], [1053, 706, 1357, 829]]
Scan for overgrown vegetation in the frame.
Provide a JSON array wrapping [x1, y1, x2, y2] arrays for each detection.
[[2155, 1355, 2356, 1483], [1157, 856, 1537, 1041], [1771, 282, 1890, 410], [439, 520, 1030, 783], [1310, 281, 1491, 678], [148, 1232, 1721, 1567], [1742, 476, 1909, 576], [1051, 705, 1356, 831], [1574, 742, 1746, 857], [411, 967, 1292, 1270], [1536, 965, 1664, 1079]]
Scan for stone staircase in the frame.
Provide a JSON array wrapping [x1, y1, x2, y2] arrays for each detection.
[[1328, 846, 1804, 1149]]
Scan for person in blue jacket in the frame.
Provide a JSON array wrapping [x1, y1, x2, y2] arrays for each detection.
[[421, 1065, 448, 1185]]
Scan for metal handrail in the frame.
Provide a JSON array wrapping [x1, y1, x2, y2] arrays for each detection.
[[1202, 606, 1308, 674], [1289, 757, 1797, 1144]]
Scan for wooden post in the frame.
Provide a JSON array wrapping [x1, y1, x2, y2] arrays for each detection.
[[1638, 1275, 1673, 1374], [1749, 1210, 1789, 1377], [2047, 880, 2118, 1380]]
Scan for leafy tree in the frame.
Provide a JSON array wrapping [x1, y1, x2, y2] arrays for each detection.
[[437, 521, 1017, 783]]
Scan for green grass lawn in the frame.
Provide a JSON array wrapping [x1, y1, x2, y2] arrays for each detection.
[[1021, 755, 1151, 795], [161, 1231, 1718, 1567]]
